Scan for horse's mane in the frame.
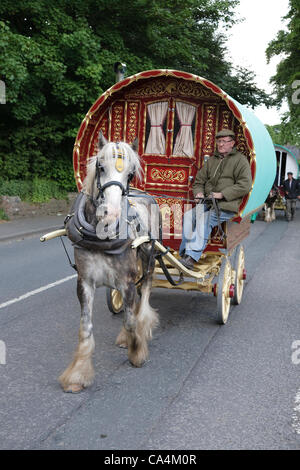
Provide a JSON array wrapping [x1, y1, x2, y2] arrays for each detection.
[[83, 142, 143, 196]]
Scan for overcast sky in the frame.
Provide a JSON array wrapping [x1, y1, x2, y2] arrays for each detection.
[[224, 0, 290, 125]]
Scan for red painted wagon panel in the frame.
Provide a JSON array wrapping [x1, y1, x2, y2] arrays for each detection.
[[73, 70, 254, 252]]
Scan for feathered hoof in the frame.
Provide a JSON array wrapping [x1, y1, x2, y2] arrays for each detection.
[[128, 344, 148, 368], [115, 327, 128, 348], [59, 362, 94, 393], [129, 358, 146, 368], [63, 384, 85, 394]]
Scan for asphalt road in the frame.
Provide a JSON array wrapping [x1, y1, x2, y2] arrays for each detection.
[[0, 209, 299, 450]]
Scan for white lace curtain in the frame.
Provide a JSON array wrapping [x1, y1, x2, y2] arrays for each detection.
[[145, 102, 168, 155], [173, 102, 196, 156]]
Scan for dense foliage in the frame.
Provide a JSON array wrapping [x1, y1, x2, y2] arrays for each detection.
[[266, 0, 300, 146], [0, 0, 273, 191], [0, 177, 68, 202]]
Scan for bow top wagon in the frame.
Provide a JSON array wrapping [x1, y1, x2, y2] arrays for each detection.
[[42, 69, 277, 325]]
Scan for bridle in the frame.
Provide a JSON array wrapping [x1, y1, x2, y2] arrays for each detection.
[[94, 142, 135, 205]]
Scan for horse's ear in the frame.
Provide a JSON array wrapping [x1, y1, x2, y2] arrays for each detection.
[[131, 137, 138, 153], [98, 130, 108, 150]]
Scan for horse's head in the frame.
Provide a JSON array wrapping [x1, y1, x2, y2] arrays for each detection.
[[83, 132, 142, 227]]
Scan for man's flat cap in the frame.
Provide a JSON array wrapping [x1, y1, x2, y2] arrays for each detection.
[[216, 129, 235, 138]]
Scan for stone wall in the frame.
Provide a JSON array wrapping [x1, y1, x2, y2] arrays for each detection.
[[0, 193, 77, 219]]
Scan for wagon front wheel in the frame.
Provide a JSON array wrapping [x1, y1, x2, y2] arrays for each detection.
[[216, 258, 232, 324], [232, 245, 245, 305], [106, 288, 124, 314]]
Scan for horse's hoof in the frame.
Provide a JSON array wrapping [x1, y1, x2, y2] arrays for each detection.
[[129, 357, 146, 368], [117, 342, 128, 349], [63, 384, 84, 394]]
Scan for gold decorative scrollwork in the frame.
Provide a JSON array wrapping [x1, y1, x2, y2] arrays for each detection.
[[127, 102, 139, 143], [176, 81, 218, 99], [124, 79, 218, 100], [235, 122, 250, 158], [221, 110, 231, 129], [203, 105, 215, 154], [158, 198, 184, 232], [151, 168, 186, 183], [100, 118, 108, 136], [111, 105, 123, 141]]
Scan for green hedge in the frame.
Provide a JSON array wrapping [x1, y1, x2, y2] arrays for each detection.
[[0, 208, 9, 220], [0, 178, 70, 203]]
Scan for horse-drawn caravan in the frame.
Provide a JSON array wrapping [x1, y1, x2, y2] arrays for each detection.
[[273, 144, 300, 212], [275, 144, 299, 186], [41, 69, 276, 393]]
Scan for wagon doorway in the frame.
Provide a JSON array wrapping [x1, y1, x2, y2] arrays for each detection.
[[275, 145, 299, 186]]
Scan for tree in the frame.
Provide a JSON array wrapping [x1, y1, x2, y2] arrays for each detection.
[[0, 0, 273, 187], [266, 0, 300, 146], [265, 123, 290, 146], [0, 1, 106, 186]]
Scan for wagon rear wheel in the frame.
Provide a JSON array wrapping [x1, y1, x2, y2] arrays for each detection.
[[216, 258, 232, 325], [232, 245, 245, 305], [106, 288, 124, 314]]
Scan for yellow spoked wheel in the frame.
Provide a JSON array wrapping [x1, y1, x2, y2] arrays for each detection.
[[232, 245, 245, 305], [216, 258, 232, 325], [106, 259, 144, 314], [106, 288, 124, 314]]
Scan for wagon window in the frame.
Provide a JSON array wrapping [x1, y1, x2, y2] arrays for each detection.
[[145, 102, 168, 155], [173, 102, 196, 157]]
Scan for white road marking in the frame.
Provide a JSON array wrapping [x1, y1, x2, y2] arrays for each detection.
[[292, 388, 300, 434], [0, 274, 77, 310]]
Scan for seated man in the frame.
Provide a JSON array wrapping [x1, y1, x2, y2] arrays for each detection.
[[179, 129, 252, 269]]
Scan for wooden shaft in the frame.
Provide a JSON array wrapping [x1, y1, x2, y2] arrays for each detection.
[[40, 229, 67, 242]]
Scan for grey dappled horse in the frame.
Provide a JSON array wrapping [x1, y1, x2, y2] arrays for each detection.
[[59, 134, 160, 393]]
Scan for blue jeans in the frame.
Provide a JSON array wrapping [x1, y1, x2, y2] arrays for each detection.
[[179, 204, 235, 262]]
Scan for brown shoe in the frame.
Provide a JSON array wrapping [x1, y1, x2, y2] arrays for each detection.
[[180, 255, 195, 270]]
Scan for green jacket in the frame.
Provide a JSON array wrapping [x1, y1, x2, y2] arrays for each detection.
[[193, 148, 252, 214]]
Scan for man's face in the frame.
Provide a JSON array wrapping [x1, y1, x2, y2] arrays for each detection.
[[288, 173, 293, 180], [216, 137, 235, 156]]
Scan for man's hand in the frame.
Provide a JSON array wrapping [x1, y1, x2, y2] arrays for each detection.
[[195, 192, 204, 200], [211, 192, 223, 199]]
